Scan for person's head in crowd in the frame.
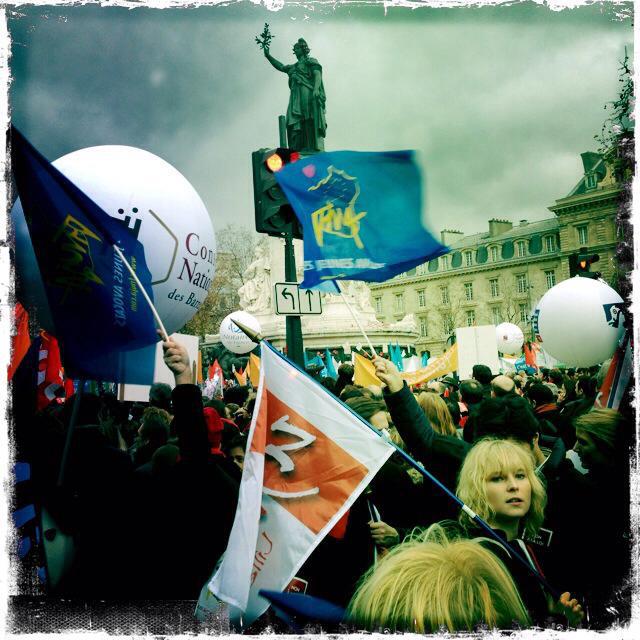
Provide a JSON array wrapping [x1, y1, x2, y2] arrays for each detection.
[[347, 532, 530, 632], [557, 378, 576, 405], [203, 406, 224, 456], [417, 392, 458, 437], [574, 409, 629, 472], [346, 396, 389, 431], [224, 384, 249, 407], [566, 368, 576, 379], [457, 438, 546, 540], [575, 375, 597, 400], [444, 399, 461, 428], [149, 382, 172, 413], [138, 407, 171, 448], [61, 393, 103, 427], [340, 385, 371, 401], [511, 376, 524, 396], [320, 376, 337, 394], [472, 364, 493, 386], [537, 367, 549, 382], [548, 369, 564, 388], [226, 434, 247, 471], [226, 403, 240, 417], [459, 380, 484, 406], [525, 383, 555, 409], [151, 444, 179, 476], [543, 382, 559, 399], [206, 397, 229, 419], [491, 375, 516, 398], [426, 380, 446, 396], [338, 363, 355, 379]]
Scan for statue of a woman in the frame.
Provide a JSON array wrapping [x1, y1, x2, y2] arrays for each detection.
[[238, 242, 271, 313], [262, 38, 327, 152]]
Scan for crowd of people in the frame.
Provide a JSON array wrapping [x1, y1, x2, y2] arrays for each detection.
[[11, 336, 633, 633]]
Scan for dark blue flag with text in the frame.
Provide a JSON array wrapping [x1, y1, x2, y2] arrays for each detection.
[[11, 126, 158, 382], [275, 150, 449, 289]]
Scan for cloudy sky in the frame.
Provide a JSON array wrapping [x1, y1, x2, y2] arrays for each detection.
[[8, 1, 633, 238]]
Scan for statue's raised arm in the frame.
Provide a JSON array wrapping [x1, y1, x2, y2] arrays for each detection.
[[255, 24, 326, 152]]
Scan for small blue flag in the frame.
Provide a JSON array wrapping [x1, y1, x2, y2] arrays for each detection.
[[324, 348, 338, 379], [391, 343, 404, 372], [275, 150, 449, 289], [11, 126, 158, 382]]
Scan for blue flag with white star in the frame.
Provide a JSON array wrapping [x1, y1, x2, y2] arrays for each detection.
[[275, 150, 449, 289], [11, 126, 158, 382]]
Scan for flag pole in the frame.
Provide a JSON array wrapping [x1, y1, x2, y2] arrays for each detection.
[[335, 282, 377, 356], [113, 244, 169, 341], [57, 378, 84, 487]]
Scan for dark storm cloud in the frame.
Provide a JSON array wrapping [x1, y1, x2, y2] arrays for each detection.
[[8, 2, 632, 235]]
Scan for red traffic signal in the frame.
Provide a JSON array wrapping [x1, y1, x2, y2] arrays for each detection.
[[265, 148, 300, 173]]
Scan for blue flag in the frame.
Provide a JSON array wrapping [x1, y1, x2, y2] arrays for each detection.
[[324, 348, 338, 379], [11, 126, 158, 382], [275, 150, 449, 288]]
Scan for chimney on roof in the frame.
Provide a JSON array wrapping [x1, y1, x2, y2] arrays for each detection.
[[488, 219, 513, 237], [519, 219, 528, 226], [441, 229, 464, 246]]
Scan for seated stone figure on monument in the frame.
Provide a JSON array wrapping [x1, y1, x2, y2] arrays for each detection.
[[238, 241, 271, 313], [258, 25, 326, 152]]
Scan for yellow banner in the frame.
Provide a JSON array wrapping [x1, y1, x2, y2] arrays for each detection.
[[400, 344, 458, 386], [353, 352, 382, 388], [247, 353, 261, 388]]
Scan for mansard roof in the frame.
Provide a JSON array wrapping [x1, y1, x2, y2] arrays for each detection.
[[448, 217, 559, 251]]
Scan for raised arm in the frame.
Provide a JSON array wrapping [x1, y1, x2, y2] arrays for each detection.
[[264, 46, 286, 73]]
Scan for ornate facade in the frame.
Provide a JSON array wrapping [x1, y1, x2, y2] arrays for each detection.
[[369, 152, 622, 356]]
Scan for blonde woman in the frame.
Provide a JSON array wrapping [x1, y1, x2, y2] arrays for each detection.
[[456, 438, 583, 627], [347, 531, 530, 632], [417, 391, 458, 437]]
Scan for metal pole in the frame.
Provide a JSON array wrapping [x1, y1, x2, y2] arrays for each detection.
[[284, 231, 305, 368], [278, 115, 288, 148], [57, 379, 85, 487]]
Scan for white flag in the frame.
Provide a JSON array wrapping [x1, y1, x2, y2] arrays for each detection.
[[209, 341, 394, 625]]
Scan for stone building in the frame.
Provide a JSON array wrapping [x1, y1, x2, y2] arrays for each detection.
[[369, 151, 622, 357]]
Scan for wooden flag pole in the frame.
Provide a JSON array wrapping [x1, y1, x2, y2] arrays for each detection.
[[113, 244, 169, 341]]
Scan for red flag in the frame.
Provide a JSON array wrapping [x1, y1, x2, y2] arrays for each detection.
[[523, 342, 539, 369], [36, 331, 65, 411], [212, 359, 224, 384], [207, 363, 215, 380], [8, 302, 31, 381]]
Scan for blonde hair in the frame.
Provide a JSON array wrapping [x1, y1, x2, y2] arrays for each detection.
[[347, 529, 530, 632], [575, 408, 625, 453], [417, 392, 457, 436], [456, 438, 546, 539]]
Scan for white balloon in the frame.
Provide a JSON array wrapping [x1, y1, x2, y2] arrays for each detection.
[[13, 146, 215, 335], [220, 311, 261, 354], [535, 277, 624, 367], [495, 322, 524, 355]]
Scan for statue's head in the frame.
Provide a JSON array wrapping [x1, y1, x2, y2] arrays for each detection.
[[292, 38, 310, 57]]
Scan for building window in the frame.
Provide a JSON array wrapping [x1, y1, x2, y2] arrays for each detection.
[[545, 270, 556, 289], [441, 255, 449, 270], [545, 235, 557, 252], [441, 286, 450, 305], [374, 296, 383, 314], [516, 274, 528, 294], [489, 278, 500, 298], [466, 310, 476, 326], [464, 282, 474, 301], [519, 304, 529, 323], [417, 289, 426, 308], [419, 316, 428, 337], [490, 246, 499, 262], [394, 293, 404, 314], [491, 307, 502, 325], [443, 318, 454, 335], [585, 173, 597, 189], [516, 240, 526, 258], [577, 225, 588, 245], [464, 251, 473, 267]]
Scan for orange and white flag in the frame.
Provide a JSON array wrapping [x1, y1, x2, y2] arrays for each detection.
[[208, 342, 394, 625]]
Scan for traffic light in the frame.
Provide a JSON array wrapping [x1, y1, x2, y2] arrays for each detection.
[[569, 247, 600, 278], [252, 148, 303, 239]]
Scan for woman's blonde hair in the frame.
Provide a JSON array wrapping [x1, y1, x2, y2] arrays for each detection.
[[456, 438, 546, 539], [417, 391, 458, 436], [347, 527, 530, 632]]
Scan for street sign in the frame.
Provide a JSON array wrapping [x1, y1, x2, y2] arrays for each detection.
[[274, 282, 322, 315]]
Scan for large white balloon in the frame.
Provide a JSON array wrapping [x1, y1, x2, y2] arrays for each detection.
[[495, 322, 524, 355], [12, 146, 215, 335], [535, 277, 625, 367], [220, 311, 261, 354]]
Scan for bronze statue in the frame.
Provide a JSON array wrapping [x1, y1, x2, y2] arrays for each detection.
[[256, 25, 326, 152]]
